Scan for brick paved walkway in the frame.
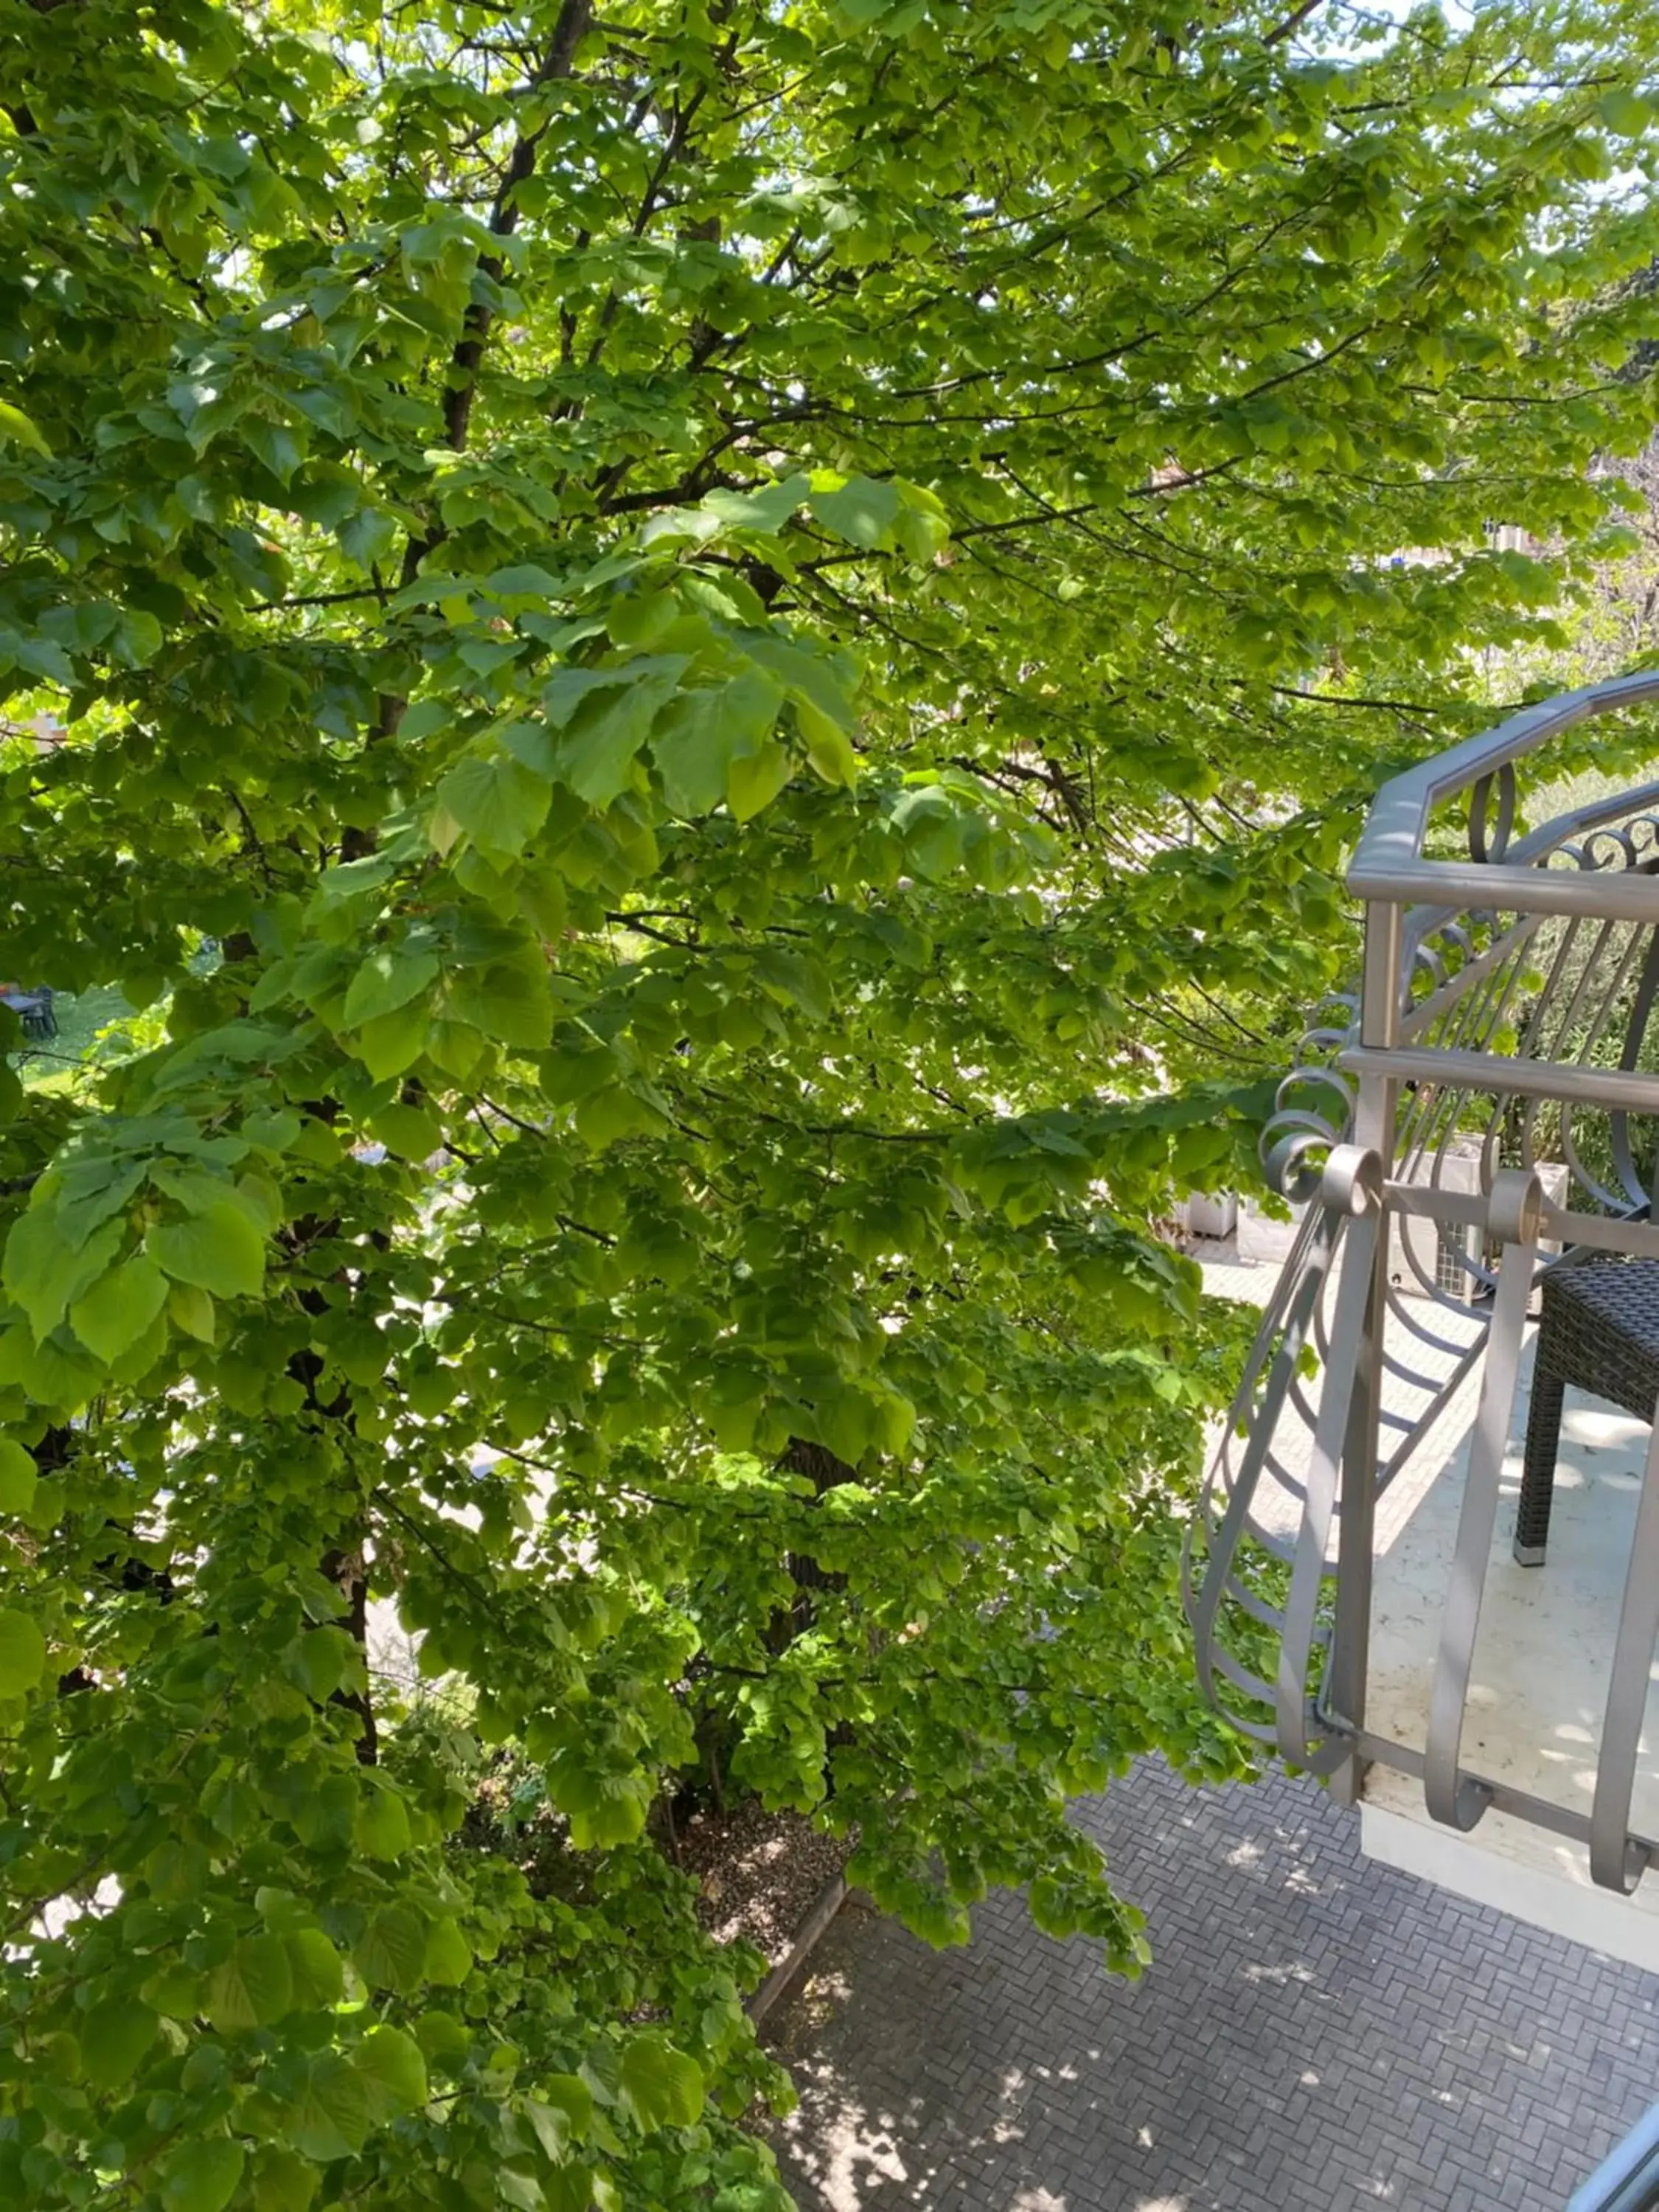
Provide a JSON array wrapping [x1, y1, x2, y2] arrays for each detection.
[[765, 1761, 1659, 2211]]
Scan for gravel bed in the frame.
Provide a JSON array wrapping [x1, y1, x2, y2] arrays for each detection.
[[677, 1801, 852, 1966]]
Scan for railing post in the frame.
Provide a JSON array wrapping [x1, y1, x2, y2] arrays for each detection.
[[1357, 897, 1402, 1088], [1327, 900, 1400, 1806], [1424, 1168, 1543, 1832]]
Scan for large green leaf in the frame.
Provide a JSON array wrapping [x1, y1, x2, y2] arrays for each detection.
[[354, 998, 433, 1082], [279, 2054, 375, 2163], [2, 1212, 124, 1341], [147, 1202, 265, 1300], [549, 657, 689, 808], [807, 473, 901, 549], [251, 2149, 319, 2212], [342, 947, 440, 1029], [726, 739, 793, 823], [651, 671, 785, 818], [432, 752, 552, 858], [355, 2024, 428, 2122], [205, 1934, 295, 2035], [617, 2033, 704, 2134], [422, 1915, 472, 1987], [543, 1747, 652, 1849], [68, 1252, 169, 1363], [80, 1998, 159, 2090], [0, 1439, 37, 1517], [158, 2140, 246, 2212], [525, 2075, 594, 2160], [0, 1610, 45, 1698], [0, 399, 51, 456], [285, 1927, 346, 2011], [354, 1902, 429, 1995], [464, 956, 554, 1051], [354, 1781, 411, 1862]]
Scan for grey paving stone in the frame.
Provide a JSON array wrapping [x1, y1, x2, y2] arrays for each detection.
[[765, 1759, 1659, 2211]]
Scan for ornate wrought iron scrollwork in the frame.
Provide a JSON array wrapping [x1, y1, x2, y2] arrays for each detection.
[[1258, 996, 1357, 1201], [1468, 762, 1515, 865], [1559, 812, 1659, 876]]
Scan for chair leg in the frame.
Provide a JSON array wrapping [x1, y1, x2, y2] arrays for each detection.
[[1516, 1367, 1566, 1565]]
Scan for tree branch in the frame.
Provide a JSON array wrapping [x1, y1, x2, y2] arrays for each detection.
[[1264, 0, 1326, 46], [443, 0, 595, 456]]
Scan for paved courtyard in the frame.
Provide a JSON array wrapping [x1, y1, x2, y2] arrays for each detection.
[[765, 1759, 1659, 2211]]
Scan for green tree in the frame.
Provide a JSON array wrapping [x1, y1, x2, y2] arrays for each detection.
[[1, 1, 1656, 2205]]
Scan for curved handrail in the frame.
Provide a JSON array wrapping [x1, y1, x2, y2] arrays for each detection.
[[1350, 669, 1659, 920], [1566, 2098, 1659, 2211]]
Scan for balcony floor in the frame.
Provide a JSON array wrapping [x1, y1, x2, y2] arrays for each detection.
[[1198, 1238, 1659, 1969]]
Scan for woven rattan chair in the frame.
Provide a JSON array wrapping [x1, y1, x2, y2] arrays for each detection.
[[1513, 926, 1659, 1566], [1516, 1255, 1659, 1564]]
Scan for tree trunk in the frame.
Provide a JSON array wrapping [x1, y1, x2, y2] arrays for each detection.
[[765, 1436, 855, 1655]]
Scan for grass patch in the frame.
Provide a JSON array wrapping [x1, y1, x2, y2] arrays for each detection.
[[16, 985, 134, 1093]]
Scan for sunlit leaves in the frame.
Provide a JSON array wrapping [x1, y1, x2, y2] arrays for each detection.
[[618, 2033, 705, 2134], [342, 947, 440, 1029], [1, 1211, 123, 1343], [0, 1439, 36, 1517], [544, 1744, 654, 1849], [148, 1202, 266, 1301], [67, 1253, 169, 1363], [0, 2, 1654, 2210], [249, 2149, 319, 2212], [0, 1611, 45, 1697], [422, 1914, 473, 1986], [653, 670, 787, 816], [431, 751, 552, 859], [354, 1780, 413, 1862]]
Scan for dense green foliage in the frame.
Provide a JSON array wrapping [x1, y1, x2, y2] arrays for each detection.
[[1, 0, 1658, 2205]]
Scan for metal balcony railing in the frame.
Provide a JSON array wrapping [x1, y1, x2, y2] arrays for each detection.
[[1568, 2101, 1659, 2211], [1185, 669, 1659, 1894]]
